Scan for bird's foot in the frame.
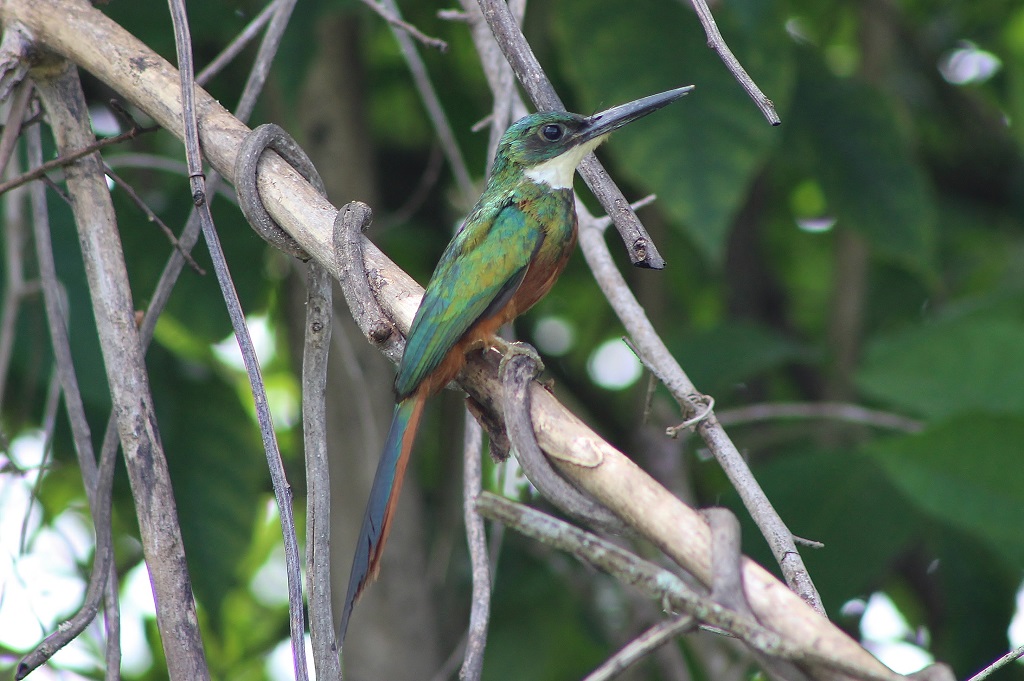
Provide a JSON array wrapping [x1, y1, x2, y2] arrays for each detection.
[[497, 340, 545, 378]]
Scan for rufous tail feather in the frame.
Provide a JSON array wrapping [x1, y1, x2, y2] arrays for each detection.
[[338, 392, 425, 644]]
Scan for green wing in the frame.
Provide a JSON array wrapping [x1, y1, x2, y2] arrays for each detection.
[[395, 198, 542, 397]]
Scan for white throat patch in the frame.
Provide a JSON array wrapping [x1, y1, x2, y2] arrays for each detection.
[[524, 136, 605, 189]]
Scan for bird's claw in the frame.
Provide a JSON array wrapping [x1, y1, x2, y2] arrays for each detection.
[[497, 340, 545, 379]]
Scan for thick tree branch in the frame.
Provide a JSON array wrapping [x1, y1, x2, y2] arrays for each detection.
[[31, 60, 209, 681], [17, 122, 122, 680]]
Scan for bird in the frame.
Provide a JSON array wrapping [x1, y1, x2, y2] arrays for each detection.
[[339, 85, 693, 643]]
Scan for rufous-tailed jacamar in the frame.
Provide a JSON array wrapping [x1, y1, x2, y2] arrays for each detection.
[[340, 86, 693, 642]]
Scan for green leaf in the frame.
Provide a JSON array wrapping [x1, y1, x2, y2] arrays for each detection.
[[856, 314, 1024, 419], [786, 60, 936, 269], [551, 0, 794, 262], [864, 415, 1024, 566]]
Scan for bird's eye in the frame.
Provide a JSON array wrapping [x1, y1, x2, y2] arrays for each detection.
[[540, 124, 564, 142]]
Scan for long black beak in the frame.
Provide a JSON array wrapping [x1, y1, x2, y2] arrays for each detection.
[[578, 85, 694, 144]]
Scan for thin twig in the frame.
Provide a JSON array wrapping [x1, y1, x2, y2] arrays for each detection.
[[234, 124, 312, 259], [377, 0, 475, 201], [195, 0, 279, 86], [682, 0, 780, 125], [478, 493, 901, 681], [0, 82, 35, 410], [0, 122, 157, 196], [167, 0, 308, 677], [582, 617, 696, 681], [453, 0, 521, 173], [361, 0, 449, 52], [136, 0, 299, 351], [230, 0, 300, 132], [201, 196, 310, 681], [476, 493, 785, 653], [716, 401, 924, 433], [474, 0, 667, 269], [166, 0, 206, 205], [17, 367, 60, 555], [575, 204, 826, 616], [205, 130, 312, 681], [0, 78, 32, 175], [103, 162, 206, 274], [460, 412, 490, 681], [965, 645, 1024, 681], [25, 128, 97, 519], [17, 381, 118, 677], [104, 153, 243, 204], [23, 125, 124, 679]]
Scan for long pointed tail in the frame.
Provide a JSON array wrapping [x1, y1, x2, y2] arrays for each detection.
[[339, 392, 426, 644]]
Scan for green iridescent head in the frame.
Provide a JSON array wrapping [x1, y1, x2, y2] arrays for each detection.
[[491, 86, 693, 189]]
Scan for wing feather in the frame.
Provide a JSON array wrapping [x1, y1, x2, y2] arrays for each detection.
[[395, 198, 541, 397]]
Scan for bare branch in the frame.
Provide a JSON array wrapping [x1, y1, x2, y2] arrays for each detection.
[[167, 0, 309, 677], [716, 401, 924, 433], [478, 493, 904, 681], [576, 204, 826, 616], [476, 493, 787, 653], [195, 0, 278, 86], [453, 0, 523, 174], [333, 201, 404, 365], [460, 411, 490, 681], [965, 645, 1024, 681], [33, 60, 210, 681], [361, 0, 449, 52], [582, 617, 696, 681], [303, 260, 342, 680], [166, 0, 206, 204], [0, 81, 35, 410], [17, 369, 117, 677], [16, 123, 120, 678], [0, 121, 156, 196], [0, 78, 32, 175], [216, 122, 311, 680], [103, 162, 206, 274], [680, 0, 780, 125], [374, 0, 475, 201]]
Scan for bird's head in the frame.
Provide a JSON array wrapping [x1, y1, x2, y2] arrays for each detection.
[[492, 85, 693, 190]]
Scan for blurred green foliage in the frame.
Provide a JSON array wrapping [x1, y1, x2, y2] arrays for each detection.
[[3, 0, 1024, 678]]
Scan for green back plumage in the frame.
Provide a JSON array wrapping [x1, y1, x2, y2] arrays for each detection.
[[394, 188, 565, 397], [394, 111, 596, 398]]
